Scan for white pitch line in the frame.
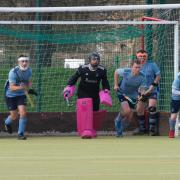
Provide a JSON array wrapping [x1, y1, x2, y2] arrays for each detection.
[[0, 172, 180, 177], [0, 155, 180, 160]]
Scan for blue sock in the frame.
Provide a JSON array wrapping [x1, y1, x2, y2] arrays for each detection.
[[5, 116, 13, 125], [169, 118, 176, 131], [114, 113, 123, 136], [18, 117, 27, 135]]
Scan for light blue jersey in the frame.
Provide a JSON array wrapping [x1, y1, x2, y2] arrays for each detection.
[[172, 73, 180, 100], [5, 66, 32, 97], [116, 68, 147, 99], [140, 61, 160, 93]]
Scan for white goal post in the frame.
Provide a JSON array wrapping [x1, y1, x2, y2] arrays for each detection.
[[0, 4, 179, 12]]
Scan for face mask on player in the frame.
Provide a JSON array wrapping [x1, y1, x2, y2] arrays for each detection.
[[88, 52, 100, 69], [90, 59, 100, 68]]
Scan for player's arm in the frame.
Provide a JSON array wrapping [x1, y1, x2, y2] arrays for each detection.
[[26, 70, 38, 96], [9, 83, 25, 91], [150, 63, 161, 90], [172, 88, 180, 95], [67, 67, 81, 86], [114, 70, 119, 92], [101, 69, 110, 90], [63, 67, 81, 99], [148, 74, 160, 92], [138, 76, 152, 101], [114, 68, 124, 92], [154, 74, 161, 84], [27, 81, 38, 96], [172, 75, 180, 95], [27, 79, 32, 87]]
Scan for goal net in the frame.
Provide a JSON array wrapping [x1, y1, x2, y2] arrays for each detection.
[[0, 5, 179, 113]]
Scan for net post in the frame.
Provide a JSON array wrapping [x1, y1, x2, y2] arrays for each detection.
[[174, 22, 179, 137]]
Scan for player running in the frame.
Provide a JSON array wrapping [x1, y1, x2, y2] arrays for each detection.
[[4, 55, 37, 140], [114, 59, 151, 137]]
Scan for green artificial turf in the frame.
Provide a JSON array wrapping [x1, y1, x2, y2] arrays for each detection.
[[0, 136, 180, 180]]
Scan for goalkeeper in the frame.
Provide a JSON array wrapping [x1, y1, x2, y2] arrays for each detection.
[[136, 49, 161, 136], [114, 59, 152, 137], [4, 55, 37, 140], [64, 51, 110, 111]]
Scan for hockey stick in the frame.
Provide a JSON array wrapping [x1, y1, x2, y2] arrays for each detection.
[[123, 94, 137, 105], [118, 90, 151, 106], [24, 88, 35, 107], [138, 88, 152, 102], [65, 96, 73, 107], [61, 90, 74, 107], [116, 90, 137, 106]]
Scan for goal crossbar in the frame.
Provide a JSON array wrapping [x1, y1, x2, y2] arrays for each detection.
[[0, 21, 178, 25], [0, 4, 179, 12]]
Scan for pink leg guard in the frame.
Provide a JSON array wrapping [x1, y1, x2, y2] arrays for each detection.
[[93, 110, 107, 131], [76, 98, 94, 138], [91, 129, 97, 138]]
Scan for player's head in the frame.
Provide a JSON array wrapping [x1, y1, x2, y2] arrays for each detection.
[[18, 55, 30, 71], [136, 49, 148, 65], [88, 51, 100, 68], [131, 59, 141, 75]]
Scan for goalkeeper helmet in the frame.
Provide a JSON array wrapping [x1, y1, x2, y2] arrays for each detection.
[[88, 52, 100, 62], [88, 52, 100, 68]]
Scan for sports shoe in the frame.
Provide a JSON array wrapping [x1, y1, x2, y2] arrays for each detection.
[[149, 119, 159, 136], [17, 134, 27, 140], [149, 131, 159, 136], [81, 130, 93, 139], [133, 129, 148, 135], [169, 130, 175, 138], [115, 117, 123, 137], [5, 124, 13, 134], [116, 132, 123, 138], [149, 125, 159, 136]]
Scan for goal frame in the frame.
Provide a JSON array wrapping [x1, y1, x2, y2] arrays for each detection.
[[0, 4, 179, 136]]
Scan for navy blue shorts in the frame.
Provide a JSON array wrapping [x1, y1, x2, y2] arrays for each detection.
[[5, 95, 27, 111], [117, 93, 136, 109], [171, 99, 180, 113], [149, 92, 158, 100]]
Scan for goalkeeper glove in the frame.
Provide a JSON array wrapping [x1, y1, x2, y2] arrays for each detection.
[[28, 89, 38, 96], [63, 90, 70, 98], [151, 82, 158, 87], [139, 94, 149, 102]]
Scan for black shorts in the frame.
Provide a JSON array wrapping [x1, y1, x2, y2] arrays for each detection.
[[5, 95, 27, 111], [171, 99, 180, 113]]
